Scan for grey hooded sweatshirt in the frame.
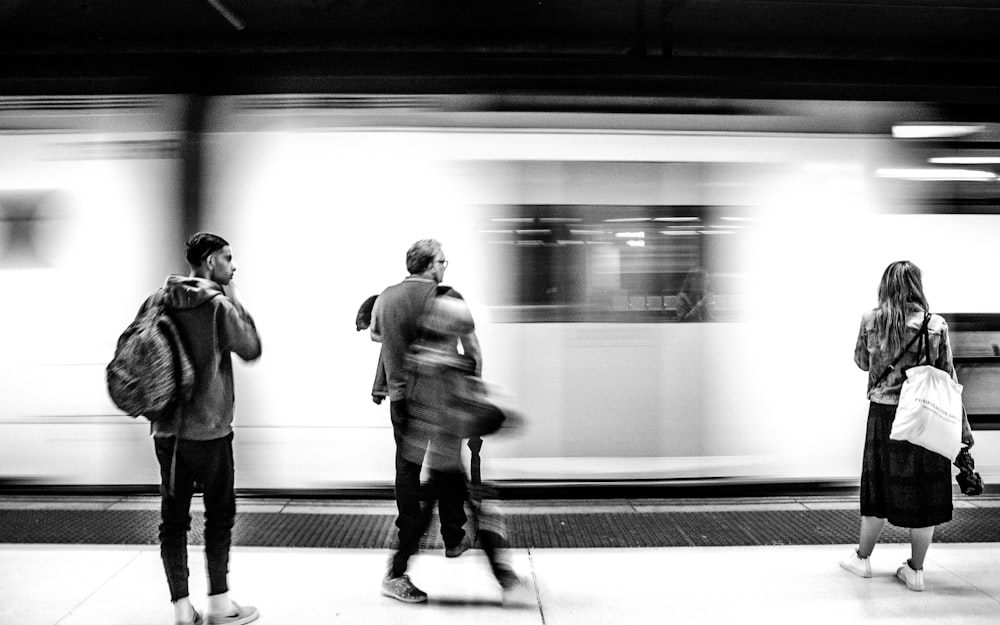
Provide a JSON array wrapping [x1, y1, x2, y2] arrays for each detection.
[[141, 275, 261, 440]]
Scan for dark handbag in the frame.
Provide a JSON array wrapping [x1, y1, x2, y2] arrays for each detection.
[[405, 347, 506, 439], [449, 371, 506, 438], [954, 448, 984, 496]]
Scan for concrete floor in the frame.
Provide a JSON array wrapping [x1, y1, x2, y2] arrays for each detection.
[[3, 541, 1000, 625]]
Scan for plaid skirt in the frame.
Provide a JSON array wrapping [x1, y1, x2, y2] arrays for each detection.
[[860, 401, 953, 528]]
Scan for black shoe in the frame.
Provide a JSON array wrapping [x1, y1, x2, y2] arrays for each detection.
[[445, 535, 471, 558]]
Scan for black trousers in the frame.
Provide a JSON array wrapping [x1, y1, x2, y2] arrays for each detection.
[[154, 433, 236, 602], [389, 399, 467, 578]]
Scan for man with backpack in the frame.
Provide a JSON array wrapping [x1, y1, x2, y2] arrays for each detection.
[[135, 232, 261, 625]]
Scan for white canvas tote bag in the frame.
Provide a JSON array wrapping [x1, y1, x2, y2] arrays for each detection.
[[890, 363, 964, 461]]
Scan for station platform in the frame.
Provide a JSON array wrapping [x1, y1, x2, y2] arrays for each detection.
[[3, 494, 1000, 624]]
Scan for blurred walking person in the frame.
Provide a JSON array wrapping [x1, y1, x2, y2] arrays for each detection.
[[145, 233, 262, 625], [403, 289, 529, 604], [841, 260, 973, 591]]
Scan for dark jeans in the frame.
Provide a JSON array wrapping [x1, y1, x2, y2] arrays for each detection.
[[389, 399, 467, 578], [154, 433, 236, 602]]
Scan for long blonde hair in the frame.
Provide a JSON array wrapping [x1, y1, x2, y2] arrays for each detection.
[[874, 260, 929, 355]]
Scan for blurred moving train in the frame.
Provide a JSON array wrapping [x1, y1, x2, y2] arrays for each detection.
[[1, 93, 999, 492]]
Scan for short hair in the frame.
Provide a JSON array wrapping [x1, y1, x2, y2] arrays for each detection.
[[185, 232, 229, 267], [405, 239, 442, 275]]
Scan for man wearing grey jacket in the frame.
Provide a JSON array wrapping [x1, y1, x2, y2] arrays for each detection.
[[140, 232, 262, 625], [370, 239, 481, 603]]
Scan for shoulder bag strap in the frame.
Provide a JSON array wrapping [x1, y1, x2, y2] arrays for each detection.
[[873, 312, 932, 387], [919, 312, 931, 365]]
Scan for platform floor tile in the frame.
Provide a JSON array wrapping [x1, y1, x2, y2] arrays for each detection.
[[3, 543, 1000, 625]]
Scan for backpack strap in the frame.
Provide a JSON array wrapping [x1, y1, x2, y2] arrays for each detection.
[[873, 312, 931, 387], [155, 295, 187, 499]]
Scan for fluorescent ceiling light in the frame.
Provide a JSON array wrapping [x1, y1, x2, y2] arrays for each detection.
[[660, 230, 699, 236], [928, 156, 1000, 165], [615, 231, 645, 238], [604, 217, 650, 223], [876, 168, 996, 181], [891, 124, 984, 139], [626, 240, 645, 247], [653, 217, 699, 222]]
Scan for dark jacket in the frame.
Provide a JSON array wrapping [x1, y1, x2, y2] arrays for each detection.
[[369, 276, 438, 402], [145, 275, 261, 440]]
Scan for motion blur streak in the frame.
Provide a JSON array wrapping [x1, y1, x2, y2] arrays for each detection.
[[1, 94, 998, 491]]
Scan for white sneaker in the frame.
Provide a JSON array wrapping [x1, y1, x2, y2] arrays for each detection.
[[839, 549, 872, 578], [207, 602, 259, 625], [896, 561, 924, 591]]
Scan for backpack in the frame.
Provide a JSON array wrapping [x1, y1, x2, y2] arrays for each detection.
[[106, 291, 195, 422]]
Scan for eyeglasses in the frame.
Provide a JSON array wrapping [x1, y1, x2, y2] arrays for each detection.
[[435, 259, 449, 268]]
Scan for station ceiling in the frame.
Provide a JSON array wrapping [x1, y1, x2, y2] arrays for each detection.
[[2, 0, 1000, 101]]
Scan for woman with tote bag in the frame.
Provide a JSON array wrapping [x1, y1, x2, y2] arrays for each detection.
[[841, 260, 974, 591]]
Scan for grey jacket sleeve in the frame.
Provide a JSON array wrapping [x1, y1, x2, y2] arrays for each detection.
[[854, 315, 870, 372], [219, 298, 262, 362]]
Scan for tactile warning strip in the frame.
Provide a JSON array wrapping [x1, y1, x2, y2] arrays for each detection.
[[2, 507, 1000, 548]]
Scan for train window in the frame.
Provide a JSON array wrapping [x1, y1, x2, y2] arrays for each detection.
[[482, 204, 753, 323]]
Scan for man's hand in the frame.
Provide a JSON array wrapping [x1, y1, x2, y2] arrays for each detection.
[[224, 281, 244, 307]]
